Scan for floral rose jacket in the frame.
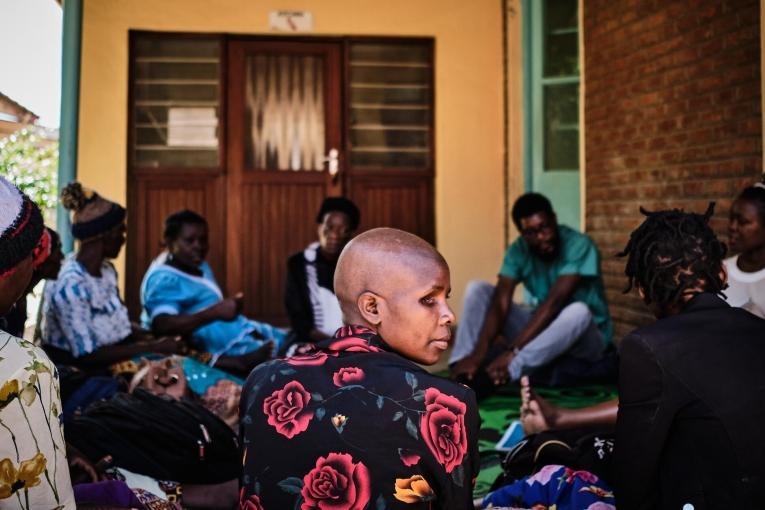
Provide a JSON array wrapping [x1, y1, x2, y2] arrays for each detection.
[[239, 326, 480, 510]]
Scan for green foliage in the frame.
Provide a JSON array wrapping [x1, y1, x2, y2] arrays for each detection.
[[0, 128, 59, 213]]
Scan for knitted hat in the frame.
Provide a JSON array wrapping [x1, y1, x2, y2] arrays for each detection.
[[0, 176, 44, 279], [32, 227, 60, 269], [316, 197, 361, 230], [60, 182, 126, 240]]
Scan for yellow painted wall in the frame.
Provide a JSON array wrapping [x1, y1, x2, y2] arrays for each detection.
[[78, 0, 509, 316]]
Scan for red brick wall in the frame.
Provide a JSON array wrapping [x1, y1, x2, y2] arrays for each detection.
[[584, 0, 762, 340]]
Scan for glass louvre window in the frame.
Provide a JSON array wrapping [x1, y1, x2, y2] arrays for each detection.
[[348, 43, 432, 169], [243, 55, 325, 171], [131, 36, 221, 168], [541, 0, 579, 171]]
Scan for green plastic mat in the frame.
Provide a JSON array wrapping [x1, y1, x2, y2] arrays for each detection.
[[473, 382, 618, 499]]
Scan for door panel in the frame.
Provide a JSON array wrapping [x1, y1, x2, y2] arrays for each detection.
[[227, 40, 342, 325], [237, 176, 327, 320], [346, 174, 434, 244]]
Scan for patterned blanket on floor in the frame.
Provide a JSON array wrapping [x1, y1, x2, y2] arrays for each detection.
[[474, 383, 618, 499]]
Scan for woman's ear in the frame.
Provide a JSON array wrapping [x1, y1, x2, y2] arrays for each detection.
[[357, 291, 382, 326]]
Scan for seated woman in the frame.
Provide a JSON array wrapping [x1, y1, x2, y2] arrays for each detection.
[[240, 228, 480, 509], [0, 177, 75, 509], [43, 182, 183, 368], [284, 197, 360, 345], [141, 209, 285, 366], [725, 180, 765, 318]]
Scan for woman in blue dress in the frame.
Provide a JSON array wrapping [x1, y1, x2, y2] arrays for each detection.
[[141, 210, 286, 368]]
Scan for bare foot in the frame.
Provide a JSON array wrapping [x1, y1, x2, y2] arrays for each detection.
[[519, 375, 559, 434]]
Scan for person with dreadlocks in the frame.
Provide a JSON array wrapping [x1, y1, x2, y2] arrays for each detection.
[[518, 204, 765, 509]]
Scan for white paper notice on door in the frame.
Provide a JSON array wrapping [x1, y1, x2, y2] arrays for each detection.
[[167, 107, 218, 147]]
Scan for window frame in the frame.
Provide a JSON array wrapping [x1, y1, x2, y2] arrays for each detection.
[[523, 0, 581, 183]]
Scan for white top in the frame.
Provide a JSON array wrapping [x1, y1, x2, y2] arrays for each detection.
[[43, 257, 132, 357], [723, 255, 765, 319]]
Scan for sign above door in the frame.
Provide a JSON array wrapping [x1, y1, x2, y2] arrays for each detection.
[[269, 11, 314, 32]]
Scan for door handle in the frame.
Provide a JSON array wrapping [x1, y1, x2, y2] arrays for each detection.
[[323, 148, 339, 177]]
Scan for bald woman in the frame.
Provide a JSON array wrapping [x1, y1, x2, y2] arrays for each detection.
[[239, 228, 480, 510]]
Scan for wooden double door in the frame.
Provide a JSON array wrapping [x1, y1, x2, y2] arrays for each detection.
[[127, 36, 434, 325]]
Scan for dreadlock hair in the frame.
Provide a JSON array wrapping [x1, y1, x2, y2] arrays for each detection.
[[618, 203, 727, 310], [163, 210, 207, 241]]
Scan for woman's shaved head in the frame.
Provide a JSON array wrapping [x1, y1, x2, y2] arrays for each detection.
[[333, 228, 455, 365], [334, 228, 445, 318]]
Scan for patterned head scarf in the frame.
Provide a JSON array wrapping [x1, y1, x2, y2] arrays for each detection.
[[60, 181, 126, 240]]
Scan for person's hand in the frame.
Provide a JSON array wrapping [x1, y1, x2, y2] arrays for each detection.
[[211, 292, 244, 321], [67, 444, 101, 484], [485, 350, 514, 386], [450, 355, 482, 381], [491, 334, 510, 348], [151, 335, 187, 355]]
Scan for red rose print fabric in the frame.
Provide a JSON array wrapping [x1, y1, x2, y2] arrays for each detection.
[[301, 453, 371, 510], [420, 388, 468, 473], [263, 381, 314, 438], [332, 367, 365, 387], [239, 487, 265, 510], [240, 326, 480, 510]]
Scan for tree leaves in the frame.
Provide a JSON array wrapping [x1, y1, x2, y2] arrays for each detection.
[[0, 128, 58, 214]]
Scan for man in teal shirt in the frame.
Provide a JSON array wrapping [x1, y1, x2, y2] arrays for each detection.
[[450, 193, 612, 396]]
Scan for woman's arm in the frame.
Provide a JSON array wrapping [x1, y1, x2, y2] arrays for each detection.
[[152, 295, 241, 336], [75, 336, 184, 367]]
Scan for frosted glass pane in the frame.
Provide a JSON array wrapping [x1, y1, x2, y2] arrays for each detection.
[[244, 55, 325, 171]]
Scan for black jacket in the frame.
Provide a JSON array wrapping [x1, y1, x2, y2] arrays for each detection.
[[615, 293, 765, 509]]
